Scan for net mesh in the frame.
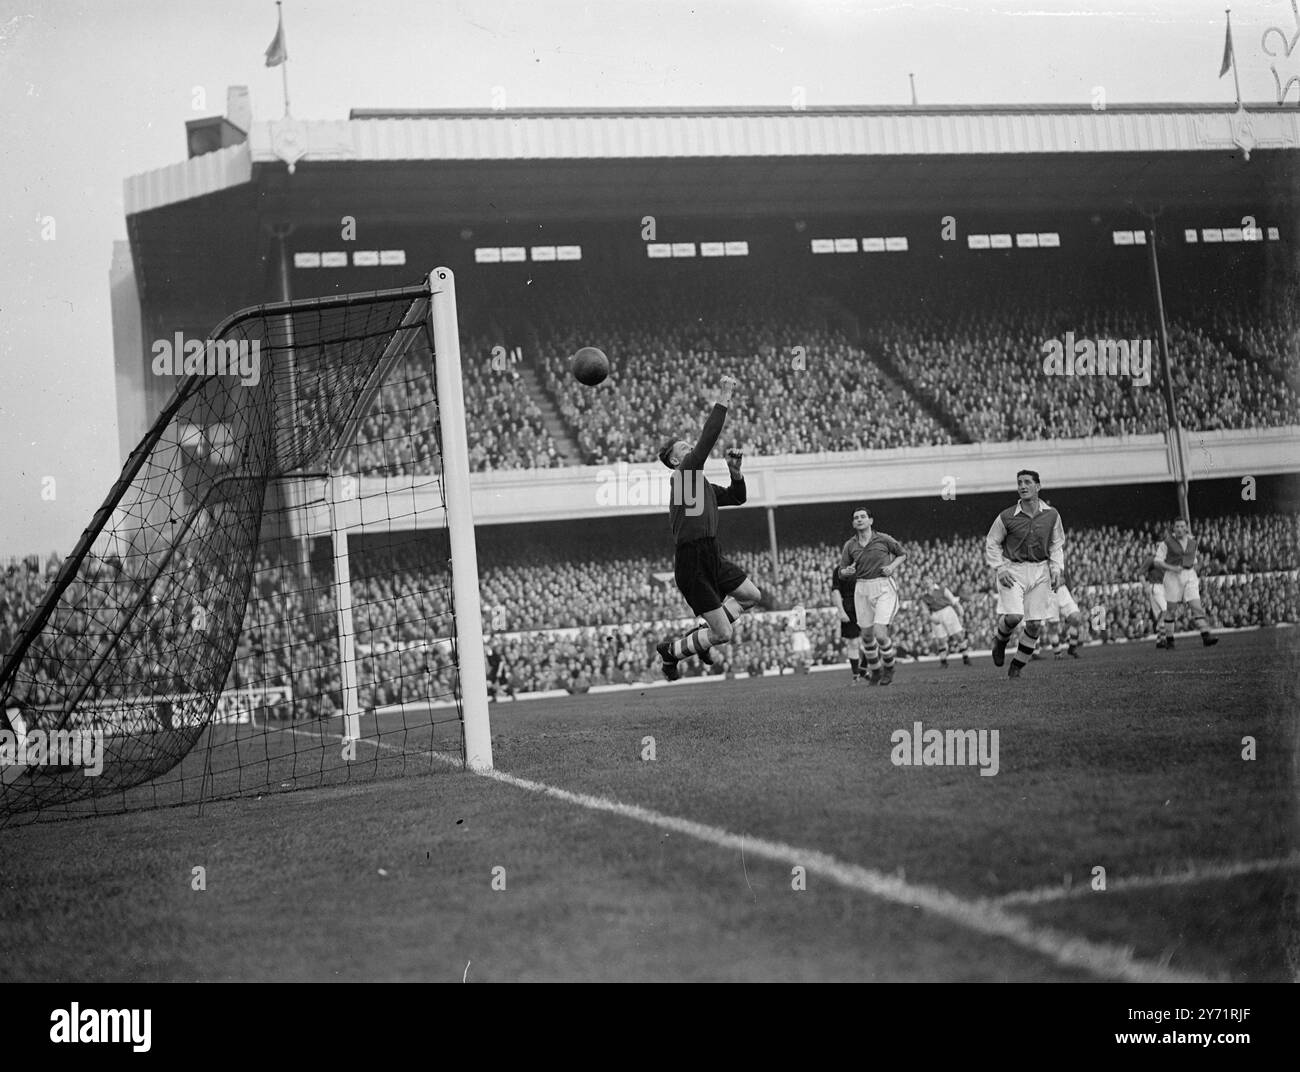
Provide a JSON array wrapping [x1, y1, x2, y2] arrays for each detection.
[[0, 283, 467, 825]]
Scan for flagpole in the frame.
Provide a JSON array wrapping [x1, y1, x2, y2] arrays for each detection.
[[279, 2, 290, 117], [1227, 8, 1242, 109]]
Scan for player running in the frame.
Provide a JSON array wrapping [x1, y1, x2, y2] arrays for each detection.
[[984, 469, 1065, 679], [830, 563, 867, 681], [1153, 517, 1219, 649], [1042, 569, 1083, 658], [839, 507, 907, 685], [919, 577, 971, 667], [654, 374, 762, 680], [1088, 599, 1110, 645], [1141, 551, 1169, 647]]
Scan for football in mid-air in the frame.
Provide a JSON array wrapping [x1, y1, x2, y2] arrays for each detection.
[[571, 346, 610, 386]]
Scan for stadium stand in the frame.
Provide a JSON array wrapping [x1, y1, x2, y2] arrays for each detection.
[[7, 513, 1293, 707], [341, 268, 1298, 473]]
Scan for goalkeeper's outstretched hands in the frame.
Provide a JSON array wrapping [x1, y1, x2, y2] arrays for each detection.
[[716, 374, 739, 407]]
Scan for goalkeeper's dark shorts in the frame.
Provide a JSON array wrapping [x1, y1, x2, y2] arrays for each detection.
[[674, 537, 748, 616], [839, 621, 861, 640]]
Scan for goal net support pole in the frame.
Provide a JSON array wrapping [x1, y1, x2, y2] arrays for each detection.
[[429, 268, 493, 771], [329, 503, 361, 742]]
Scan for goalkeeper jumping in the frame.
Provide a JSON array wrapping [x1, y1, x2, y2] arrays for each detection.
[[655, 374, 762, 680]]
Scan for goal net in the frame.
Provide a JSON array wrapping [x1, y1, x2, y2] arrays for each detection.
[[0, 269, 491, 826]]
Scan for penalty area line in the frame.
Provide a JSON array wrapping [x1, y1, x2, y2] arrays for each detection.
[[994, 852, 1300, 907], [287, 725, 1214, 984]]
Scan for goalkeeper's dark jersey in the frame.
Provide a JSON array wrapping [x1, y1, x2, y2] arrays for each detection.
[[669, 403, 746, 544]]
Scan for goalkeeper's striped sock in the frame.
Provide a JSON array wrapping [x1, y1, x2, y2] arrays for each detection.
[[670, 626, 714, 662]]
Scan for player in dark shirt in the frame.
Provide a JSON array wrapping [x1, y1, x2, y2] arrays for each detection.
[[984, 470, 1064, 679], [484, 640, 512, 702], [1153, 518, 1218, 649], [839, 507, 907, 684], [653, 375, 762, 680], [920, 578, 971, 667]]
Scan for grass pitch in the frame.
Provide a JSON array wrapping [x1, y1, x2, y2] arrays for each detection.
[[1, 629, 1296, 982]]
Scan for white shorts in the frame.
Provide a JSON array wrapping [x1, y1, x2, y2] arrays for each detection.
[[1163, 568, 1201, 604], [930, 605, 962, 639], [853, 576, 899, 628], [1149, 583, 1168, 616], [995, 561, 1052, 620], [1054, 585, 1079, 619], [791, 631, 810, 653]]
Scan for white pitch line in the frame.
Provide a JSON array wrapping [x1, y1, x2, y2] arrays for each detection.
[[286, 725, 1215, 983], [994, 853, 1300, 908]]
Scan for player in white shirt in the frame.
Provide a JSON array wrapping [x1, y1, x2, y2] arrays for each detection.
[[787, 603, 811, 673], [1088, 600, 1109, 644]]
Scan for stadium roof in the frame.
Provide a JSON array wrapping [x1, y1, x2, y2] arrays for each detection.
[[128, 103, 1300, 215], [123, 103, 1300, 313]]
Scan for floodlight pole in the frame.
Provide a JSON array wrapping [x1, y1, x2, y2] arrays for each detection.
[[428, 269, 493, 772], [1145, 222, 1191, 525], [766, 506, 780, 589]]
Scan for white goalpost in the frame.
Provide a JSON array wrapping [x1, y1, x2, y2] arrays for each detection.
[[428, 268, 493, 771], [325, 268, 493, 772]]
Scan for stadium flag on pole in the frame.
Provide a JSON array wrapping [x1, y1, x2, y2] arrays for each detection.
[[265, 4, 288, 66], [1220, 9, 1242, 109], [265, 2, 291, 118]]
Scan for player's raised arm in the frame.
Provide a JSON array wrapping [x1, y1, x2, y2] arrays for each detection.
[[683, 375, 738, 469]]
